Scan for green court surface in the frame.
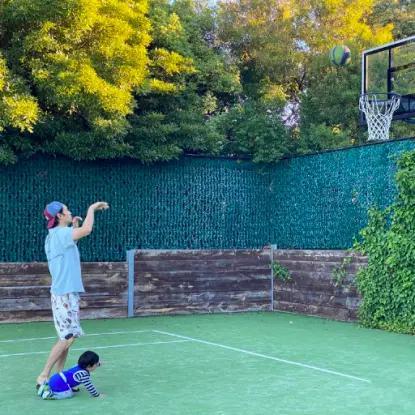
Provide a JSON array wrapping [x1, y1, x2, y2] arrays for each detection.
[[2, 312, 415, 415]]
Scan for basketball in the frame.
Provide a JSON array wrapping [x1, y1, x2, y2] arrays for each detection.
[[329, 45, 351, 66]]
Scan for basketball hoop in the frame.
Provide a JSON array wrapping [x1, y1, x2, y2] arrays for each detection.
[[359, 93, 401, 141]]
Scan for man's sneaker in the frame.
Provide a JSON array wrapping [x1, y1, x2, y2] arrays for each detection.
[[37, 382, 47, 397], [41, 388, 55, 400], [38, 383, 55, 400]]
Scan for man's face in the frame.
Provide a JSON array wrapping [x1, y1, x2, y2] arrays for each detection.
[[57, 205, 73, 226]]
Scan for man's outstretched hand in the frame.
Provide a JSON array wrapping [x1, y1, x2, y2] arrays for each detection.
[[90, 202, 109, 211]]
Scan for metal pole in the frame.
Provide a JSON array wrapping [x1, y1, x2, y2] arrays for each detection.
[[388, 49, 393, 95], [361, 52, 367, 95], [127, 249, 135, 317]]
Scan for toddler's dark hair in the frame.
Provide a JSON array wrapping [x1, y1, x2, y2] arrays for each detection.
[[78, 351, 100, 370]]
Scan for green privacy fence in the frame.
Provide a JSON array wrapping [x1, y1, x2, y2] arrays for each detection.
[[269, 139, 415, 248], [0, 156, 271, 262], [1, 138, 414, 261]]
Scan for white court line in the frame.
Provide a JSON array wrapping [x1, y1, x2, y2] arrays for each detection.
[[153, 330, 371, 384], [0, 339, 190, 358], [0, 330, 150, 343]]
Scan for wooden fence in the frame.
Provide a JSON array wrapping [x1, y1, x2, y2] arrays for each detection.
[[132, 249, 272, 316], [273, 249, 366, 321], [0, 249, 366, 323], [0, 262, 128, 322]]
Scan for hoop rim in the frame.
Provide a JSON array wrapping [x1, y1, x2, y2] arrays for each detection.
[[359, 92, 401, 101], [359, 92, 401, 113], [359, 93, 415, 126]]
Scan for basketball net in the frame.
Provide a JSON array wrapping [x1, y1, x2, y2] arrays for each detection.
[[359, 94, 400, 141]]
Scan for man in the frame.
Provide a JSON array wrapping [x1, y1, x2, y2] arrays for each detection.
[[36, 200, 109, 388]]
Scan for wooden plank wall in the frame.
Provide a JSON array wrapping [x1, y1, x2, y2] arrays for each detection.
[[273, 249, 367, 321], [133, 249, 272, 315], [0, 249, 367, 323], [0, 262, 128, 323]]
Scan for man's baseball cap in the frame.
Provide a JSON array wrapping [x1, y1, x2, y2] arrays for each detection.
[[44, 201, 64, 229]]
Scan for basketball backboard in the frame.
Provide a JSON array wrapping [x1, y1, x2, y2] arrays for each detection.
[[361, 35, 415, 122]]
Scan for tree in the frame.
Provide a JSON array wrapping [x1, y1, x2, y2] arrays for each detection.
[[0, 0, 151, 161], [217, 0, 396, 153], [217, 0, 300, 107], [126, 0, 242, 162], [369, 0, 415, 40], [299, 0, 415, 152], [0, 0, 411, 165], [211, 100, 290, 163], [297, 50, 364, 152]]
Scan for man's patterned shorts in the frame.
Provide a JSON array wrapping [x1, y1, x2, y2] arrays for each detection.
[[51, 293, 84, 341]]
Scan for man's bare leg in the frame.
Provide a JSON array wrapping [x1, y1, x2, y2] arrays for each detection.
[[54, 346, 69, 373], [36, 337, 75, 386]]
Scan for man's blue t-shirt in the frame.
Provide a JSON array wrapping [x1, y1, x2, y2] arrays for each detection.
[[45, 227, 84, 295]]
